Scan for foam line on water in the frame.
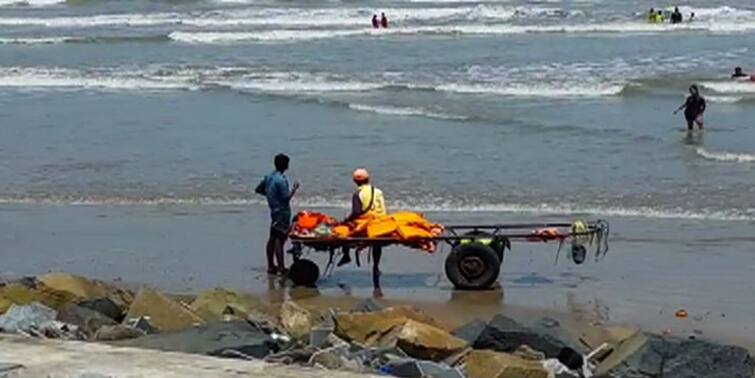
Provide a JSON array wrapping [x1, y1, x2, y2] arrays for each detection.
[[696, 148, 755, 163], [347, 103, 468, 120], [0, 195, 752, 222]]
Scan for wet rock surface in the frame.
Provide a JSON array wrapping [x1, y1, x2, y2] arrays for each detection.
[[602, 333, 755, 378], [0, 272, 753, 378], [113, 321, 277, 359], [125, 287, 205, 332], [472, 314, 568, 358]]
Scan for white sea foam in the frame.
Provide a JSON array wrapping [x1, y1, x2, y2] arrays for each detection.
[[0, 36, 68, 44], [706, 95, 743, 103], [696, 148, 755, 163], [0, 195, 751, 222], [348, 103, 467, 120], [436, 82, 625, 97], [700, 81, 755, 93], [0, 67, 196, 90], [0, 0, 64, 6], [168, 30, 365, 43]]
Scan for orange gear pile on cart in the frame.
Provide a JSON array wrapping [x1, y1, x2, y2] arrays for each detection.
[[291, 210, 444, 252]]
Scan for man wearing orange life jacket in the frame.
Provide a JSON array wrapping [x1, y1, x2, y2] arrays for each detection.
[[341, 168, 387, 294]]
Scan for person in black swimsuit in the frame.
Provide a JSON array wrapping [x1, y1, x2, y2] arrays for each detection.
[[674, 84, 706, 131]]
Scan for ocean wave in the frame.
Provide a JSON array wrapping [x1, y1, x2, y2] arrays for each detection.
[[347, 103, 467, 120], [0, 36, 68, 44], [0, 195, 752, 222], [0, 67, 197, 91], [0, 0, 64, 6], [436, 82, 625, 97], [700, 81, 755, 94], [706, 95, 744, 103], [696, 148, 755, 163], [0, 6, 566, 29]]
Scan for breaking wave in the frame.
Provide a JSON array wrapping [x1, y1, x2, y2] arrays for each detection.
[[700, 81, 755, 94], [0, 65, 629, 99], [347, 103, 468, 120], [0, 67, 198, 90], [0, 0, 64, 6], [0, 195, 752, 222], [696, 148, 755, 163], [436, 82, 624, 98]]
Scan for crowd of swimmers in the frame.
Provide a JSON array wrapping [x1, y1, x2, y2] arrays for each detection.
[[647, 7, 694, 24], [371, 13, 389, 28]]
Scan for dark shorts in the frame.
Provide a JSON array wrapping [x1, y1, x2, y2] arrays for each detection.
[[685, 112, 702, 129], [269, 225, 288, 240]]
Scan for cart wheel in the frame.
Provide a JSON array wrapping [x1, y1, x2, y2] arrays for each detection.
[[445, 243, 501, 290], [571, 245, 587, 265], [289, 259, 320, 287], [460, 231, 507, 264]]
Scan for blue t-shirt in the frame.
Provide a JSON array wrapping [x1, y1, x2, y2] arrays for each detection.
[[255, 171, 291, 226]]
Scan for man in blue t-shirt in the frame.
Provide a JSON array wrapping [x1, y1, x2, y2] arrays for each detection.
[[255, 154, 299, 275]]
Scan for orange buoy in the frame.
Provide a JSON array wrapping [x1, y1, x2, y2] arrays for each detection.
[[675, 309, 688, 319]]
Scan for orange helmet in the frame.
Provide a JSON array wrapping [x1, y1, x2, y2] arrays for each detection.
[[352, 168, 369, 182]]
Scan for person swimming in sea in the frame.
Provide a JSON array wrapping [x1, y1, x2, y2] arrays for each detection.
[[647, 8, 657, 23], [732, 67, 750, 79], [674, 84, 706, 131], [371, 14, 379, 28], [671, 7, 683, 24]]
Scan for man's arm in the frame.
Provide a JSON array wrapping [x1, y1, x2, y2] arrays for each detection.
[[254, 177, 266, 196], [287, 181, 300, 201], [343, 192, 363, 223]]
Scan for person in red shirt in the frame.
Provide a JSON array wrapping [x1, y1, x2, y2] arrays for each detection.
[[380, 12, 388, 28]]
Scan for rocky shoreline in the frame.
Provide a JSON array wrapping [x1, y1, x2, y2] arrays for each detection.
[[0, 272, 753, 378]]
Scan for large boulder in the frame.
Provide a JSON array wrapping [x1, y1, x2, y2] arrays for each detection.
[[396, 319, 467, 361], [451, 319, 487, 345], [37, 272, 133, 312], [599, 333, 755, 378], [463, 350, 549, 378], [113, 321, 276, 359], [0, 302, 56, 333], [280, 300, 312, 340], [125, 287, 204, 332], [94, 324, 145, 341], [189, 288, 263, 322], [56, 303, 116, 337], [0, 284, 78, 313], [37, 273, 108, 300], [78, 298, 124, 322], [334, 307, 440, 347], [473, 314, 567, 358], [385, 360, 464, 378]]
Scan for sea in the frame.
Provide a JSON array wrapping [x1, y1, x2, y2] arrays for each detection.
[[1, 0, 754, 344]]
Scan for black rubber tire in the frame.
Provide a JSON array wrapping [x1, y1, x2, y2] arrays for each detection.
[[288, 259, 320, 287], [445, 243, 501, 290], [461, 231, 506, 265]]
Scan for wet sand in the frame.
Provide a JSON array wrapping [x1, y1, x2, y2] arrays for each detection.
[[2, 203, 754, 350]]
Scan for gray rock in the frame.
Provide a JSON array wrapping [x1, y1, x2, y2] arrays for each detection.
[[350, 298, 384, 313], [56, 304, 116, 337], [309, 346, 363, 372], [528, 317, 586, 354], [95, 324, 145, 341], [450, 319, 486, 344], [0, 303, 56, 333], [385, 359, 464, 378], [606, 334, 754, 378], [472, 314, 567, 358], [112, 321, 277, 359], [124, 316, 157, 334], [78, 298, 124, 322]]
